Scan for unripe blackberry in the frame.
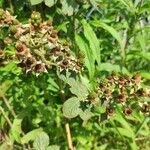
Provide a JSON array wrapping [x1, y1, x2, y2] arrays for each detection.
[[12, 19, 20, 25], [9, 25, 17, 34], [78, 50, 85, 59], [0, 9, 5, 19], [77, 58, 84, 66], [31, 11, 42, 27]]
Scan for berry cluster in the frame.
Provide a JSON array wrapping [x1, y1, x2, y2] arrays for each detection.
[[0, 10, 84, 74]]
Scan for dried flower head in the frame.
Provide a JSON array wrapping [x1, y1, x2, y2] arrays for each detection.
[[123, 107, 132, 116], [106, 107, 115, 116]]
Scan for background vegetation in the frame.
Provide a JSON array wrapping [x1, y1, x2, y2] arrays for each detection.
[[0, 0, 150, 150]]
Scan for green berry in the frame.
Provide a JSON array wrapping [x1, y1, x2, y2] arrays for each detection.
[[12, 19, 20, 25], [0, 9, 5, 19], [9, 25, 17, 34]]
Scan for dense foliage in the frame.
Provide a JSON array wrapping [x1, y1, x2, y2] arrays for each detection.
[[0, 0, 150, 150]]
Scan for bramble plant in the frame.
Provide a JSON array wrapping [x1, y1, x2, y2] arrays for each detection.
[[0, 0, 150, 150]]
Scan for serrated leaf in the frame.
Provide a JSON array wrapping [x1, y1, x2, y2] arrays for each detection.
[[99, 63, 129, 74], [33, 132, 49, 150], [75, 35, 95, 79], [0, 81, 12, 97], [91, 21, 123, 49], [63, 97, 80, 118], [61, 0, 78, 16], [67, 78, 88, 100], [21, 128, 43, 144], [79, 109, 93, 121], [30, 0, 43, 5], [44, 0, 57, 7], [82, 19, 100, 66], [46, 145, 60, 150]]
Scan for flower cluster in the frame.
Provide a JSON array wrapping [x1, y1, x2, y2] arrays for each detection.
[[0, 10, 84, 74], [88, 72, 150, 117]]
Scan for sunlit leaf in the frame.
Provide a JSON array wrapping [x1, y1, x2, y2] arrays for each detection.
[[75, 34, 95, 79], [79, 109, 93, 121], [44, 0, 57, 7], [21, 128, 43, 144], [61, 0, 78, 16], [82, 19, 101, 66], [30, 0, 43, 5], [33, 132, 49, 150], [10, 117, 23, 143], [67, 78, 88, 100], [46, 145, 60, 150], [63, 97, 80, 118]]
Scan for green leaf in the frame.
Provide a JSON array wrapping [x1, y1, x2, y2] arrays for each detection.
[[47, 77, 59, 92], [0, 61, 19, 72], [44, 0, 57, 7], [61, 0, 78, 16], [33, 132, 49, 150], [67, 78, 88, 100], [117, 127, 134, 138], [0, 143, 13, 150], [99, 63, 129, 74], [141, 72, 150, 79], [75, 35, 95, 79], [21, 128, 43, 144], [91, 21, 123, 49], [82, 19, 101, 66], [79, 109, 93, 121], [46, 145, 60, 150], [11, 117, 23, 143], [113, 108, 135, 139], [0, 81, 12, 97], [118, 0, 135, 12], [30, 0, 43, 5], [63, 97, 80, 118]]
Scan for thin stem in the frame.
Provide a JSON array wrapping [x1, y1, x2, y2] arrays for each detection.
[[65, 122, 74, 150], [59, 89, 74, 150], [0, 106, 12, 127], [2, 95, 16, 117]]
